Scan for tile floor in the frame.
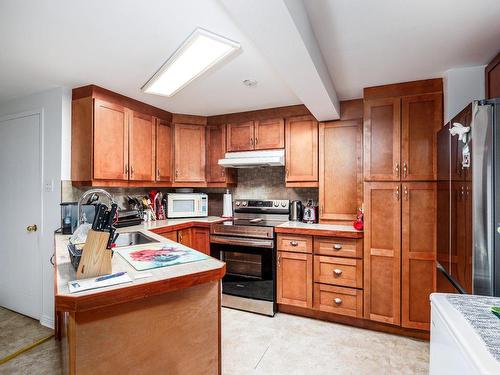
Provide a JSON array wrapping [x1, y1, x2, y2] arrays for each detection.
[[0, 307, 429, 374]]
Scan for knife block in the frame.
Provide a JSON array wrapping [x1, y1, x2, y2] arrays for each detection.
[[76, 229, 112, 279]]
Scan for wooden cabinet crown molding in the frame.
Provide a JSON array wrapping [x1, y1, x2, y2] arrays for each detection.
[[207, 104, 311, 126], [363, 78, 443, 100]]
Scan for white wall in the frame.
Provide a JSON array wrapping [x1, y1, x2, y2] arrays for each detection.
[[443, 65, 485, 123], [0, 87, 71, 328]]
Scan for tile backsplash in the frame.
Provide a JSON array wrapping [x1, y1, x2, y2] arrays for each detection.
[[62, 166, 318, 216]]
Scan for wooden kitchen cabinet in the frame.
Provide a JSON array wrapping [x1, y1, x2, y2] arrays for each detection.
[[363, 182, 401, 326], [363, 98, 401, 181], [155, 118, 173, 182], [319, 119, 362, 223], [160, 231, 178, 242], [254, 118, 285, 150], [92, 99, 129, 180], [227, 121, 255, 151], [174, 124, 206, 182], [129, 111, 155, 181], [206, 124, 236, 185], [285, 115, 318, 186], [401, 93, 442, 181], [401, 182, 436, 330], [191, 228, 210, 255], [277, 251, 313, 308], [178, 228, 192, 248]]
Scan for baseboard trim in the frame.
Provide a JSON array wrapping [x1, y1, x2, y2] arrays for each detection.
[[40, 315, 54, 330]]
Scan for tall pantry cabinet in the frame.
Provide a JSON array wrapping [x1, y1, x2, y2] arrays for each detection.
[[363, 79, 442, 331]]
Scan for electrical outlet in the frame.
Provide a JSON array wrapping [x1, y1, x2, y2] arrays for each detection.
[[44, 180, 54, 192]]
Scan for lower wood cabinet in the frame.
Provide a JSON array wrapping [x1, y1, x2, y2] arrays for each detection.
[[160, 231, 178, 242], [277, 251, 313, 308], [314, 256, 363, 289], [313, 284, 363, 318], [190, 227, 210, 255]]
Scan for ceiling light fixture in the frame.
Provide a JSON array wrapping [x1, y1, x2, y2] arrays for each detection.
[[142, 28, 240, 97]]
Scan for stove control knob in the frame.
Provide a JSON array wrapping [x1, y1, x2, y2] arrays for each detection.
[[242, 201, 247, 207], [235, 202, 240, 206], [273, 201, 279, 207], [281, 201, 287, 207]]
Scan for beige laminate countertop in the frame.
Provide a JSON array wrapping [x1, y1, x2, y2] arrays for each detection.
[[54, 216, 226, 312], [275, 221, 363, 238]]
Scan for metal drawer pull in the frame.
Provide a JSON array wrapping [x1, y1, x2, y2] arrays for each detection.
[[334, 298, 342, 305], [333, 244, 342, 250], [290, 241, 299, 247], [333, 269, 343, 276]]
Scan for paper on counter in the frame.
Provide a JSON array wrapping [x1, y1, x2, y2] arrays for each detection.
[[68, 273, 132, 293]]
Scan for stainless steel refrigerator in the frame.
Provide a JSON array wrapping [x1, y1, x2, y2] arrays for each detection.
[[436, 98, 500, 296]]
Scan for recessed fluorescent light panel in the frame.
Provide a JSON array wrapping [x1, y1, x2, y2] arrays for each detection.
[[142, 28, 240, 97]]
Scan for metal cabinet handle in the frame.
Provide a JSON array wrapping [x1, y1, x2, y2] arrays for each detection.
[[395, 186, 400, 201], [27, 224, 37, 232], [130, 166, 134, 175], [250, 138, 254, 146], [403, 161, 408, 178], [255, 137, 258, 145], [175, 170, 179, 178], [404, 185, 408, 200], [333, 244, 342, 250], [395, 163, 400, 177], [157, 169, 160, 178], [221, 169, 225, 177], [125, 164, 129, 174], [286, 168, 289, 178], [277, 253, 281, 266], [334, 298, 342, 305], [333, 268, 343, 276], [290, 241, 299, 247]]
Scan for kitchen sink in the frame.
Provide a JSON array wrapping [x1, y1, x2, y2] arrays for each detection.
[[114, 231, 159, 247]]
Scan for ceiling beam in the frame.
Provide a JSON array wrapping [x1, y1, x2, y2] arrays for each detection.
[[220, 0, 340, 121]]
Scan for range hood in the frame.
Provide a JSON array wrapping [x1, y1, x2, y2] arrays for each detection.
[[218, 149, 285, 168]]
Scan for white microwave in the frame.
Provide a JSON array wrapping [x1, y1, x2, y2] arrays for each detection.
[[166, 193, 208, 218]]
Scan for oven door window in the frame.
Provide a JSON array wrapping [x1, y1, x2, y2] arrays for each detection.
[[213, 243, 274, 302], [172, 199, 195, 213]]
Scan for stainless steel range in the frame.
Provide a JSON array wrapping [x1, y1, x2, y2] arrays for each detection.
[[210, 199, 290, 316]]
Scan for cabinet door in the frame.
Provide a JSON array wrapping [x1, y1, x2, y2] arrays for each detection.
[[319, 119, 362, 222], [129, 111, 155, 181], [206, 125, 227, 183], [93, 99, 129, 180], [364, 98, 401, 181], [227, 121, 254, 151], [401, 93, 442, 181], [161, 231, 177, 242], [155, 118, 173, 182], [277, 251, 312, 308], [402, 182, 436, 330], [364, 182, 401, 325], [254, 118, 284, 150], [285, 116, 318, 183], [190, 227, 210, 255], [174, 124, 206, 182], [178, 228, 192, 248]]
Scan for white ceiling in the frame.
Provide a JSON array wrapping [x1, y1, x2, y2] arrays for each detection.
[[1, 0, 500, 115], [0, 0, 300, 115], [305, 0, 500, 99]]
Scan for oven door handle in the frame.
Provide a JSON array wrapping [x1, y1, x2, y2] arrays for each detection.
[[210, 235, 274, 249]]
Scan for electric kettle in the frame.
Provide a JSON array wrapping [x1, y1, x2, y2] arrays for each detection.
[[290, 200, 304, 221]]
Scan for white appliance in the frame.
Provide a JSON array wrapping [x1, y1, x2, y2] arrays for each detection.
[[166, 193, 208, 218], [218, 149, 284, 168], [430, 293, 500, 375]]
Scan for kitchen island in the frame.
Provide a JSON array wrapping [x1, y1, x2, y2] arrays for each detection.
[[54, 217, 226, 375]]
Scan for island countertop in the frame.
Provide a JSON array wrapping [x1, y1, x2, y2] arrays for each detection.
[[54, 216, 227, 313]]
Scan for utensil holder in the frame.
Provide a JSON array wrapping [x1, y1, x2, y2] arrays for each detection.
[[76, 229, 112, 279]]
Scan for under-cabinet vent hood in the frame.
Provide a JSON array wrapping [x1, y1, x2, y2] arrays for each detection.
[[218, 149, 285, 168]]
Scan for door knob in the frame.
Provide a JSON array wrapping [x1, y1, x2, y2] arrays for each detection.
[[26, 224, 37, 232]]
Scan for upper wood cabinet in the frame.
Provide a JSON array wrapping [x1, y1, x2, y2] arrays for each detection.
[[401, 182, 436, 330], [363, 98, 401, 181], [254, 118, 285, 150], [277, 251, 313, 308], [364, 80, 443, 182], [174, 124, 206, 182], [155, 118, 173, 182], [363, 182, 401, 326], [227, 121, 255, 151], [226, 119, 284, 152], [93, 99, 129, 181], [129, 111, 155, 181], [319, 119, 362, 223], [401, 93, 442, 181], [285, 116, 318, 186], [206, 124, 236, 184]]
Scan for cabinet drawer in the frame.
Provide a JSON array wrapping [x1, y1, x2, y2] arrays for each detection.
[[277, 234, 312, 253], [314, 256, 363, 288], [314, 284, 363, 318], [314, 237, 363, 258]]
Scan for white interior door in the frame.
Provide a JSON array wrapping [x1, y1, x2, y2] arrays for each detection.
[[0, 112, 42, 319]]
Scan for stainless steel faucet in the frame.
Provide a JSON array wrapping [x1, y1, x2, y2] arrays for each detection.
[[77, 188, 115, 224]]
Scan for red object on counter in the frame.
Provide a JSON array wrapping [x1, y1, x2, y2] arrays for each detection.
[[353, 209, 364, 231]]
